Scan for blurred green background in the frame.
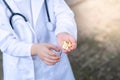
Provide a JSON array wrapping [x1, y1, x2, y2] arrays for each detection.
[[1, 0, 120, 80]]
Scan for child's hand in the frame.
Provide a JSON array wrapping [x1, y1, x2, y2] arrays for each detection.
[[56, 32, 77, 54], [31, 43, 61, 65]]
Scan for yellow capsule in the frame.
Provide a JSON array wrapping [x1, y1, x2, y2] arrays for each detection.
[[62, 41, 72, 50], [67, 42, 72, 47]]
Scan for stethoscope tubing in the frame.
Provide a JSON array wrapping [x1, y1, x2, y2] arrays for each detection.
[[45, 0, 51, 22], [3, 0, 28, 29], [3, 0, 51, 29]]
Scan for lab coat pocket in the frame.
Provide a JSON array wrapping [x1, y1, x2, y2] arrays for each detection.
[[18, 57, 35, 80]]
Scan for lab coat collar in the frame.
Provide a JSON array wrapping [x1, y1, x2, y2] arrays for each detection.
[[31, 0, 44, 26]]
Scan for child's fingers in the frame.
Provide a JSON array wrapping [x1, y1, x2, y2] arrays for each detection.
[[43, 57, 60, 65], [43, 53, 60, 65], [71, 42, 77, 50], [46, 44, 60, 52]]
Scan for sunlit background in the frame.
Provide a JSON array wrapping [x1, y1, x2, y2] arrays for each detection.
[[1, 0, 120, 80], [66, 0, 120, 80]]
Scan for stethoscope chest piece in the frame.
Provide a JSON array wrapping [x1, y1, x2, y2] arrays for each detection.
[[47, 22, 54, 31]]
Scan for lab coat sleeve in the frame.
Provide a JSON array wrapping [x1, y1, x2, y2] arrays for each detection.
[[54, 0, 77, 40], [0, 3, 32, 57]]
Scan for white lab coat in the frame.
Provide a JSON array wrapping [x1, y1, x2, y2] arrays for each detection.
[[0, 0, 77, 80]]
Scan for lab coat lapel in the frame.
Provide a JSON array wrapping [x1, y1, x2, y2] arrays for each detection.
[[31, 0, 44, 26]]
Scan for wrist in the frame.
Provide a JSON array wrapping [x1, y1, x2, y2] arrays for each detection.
[[31, 44, 38, 56]]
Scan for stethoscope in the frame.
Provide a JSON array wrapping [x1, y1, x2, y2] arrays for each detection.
[[3, 0, 51, 29]]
